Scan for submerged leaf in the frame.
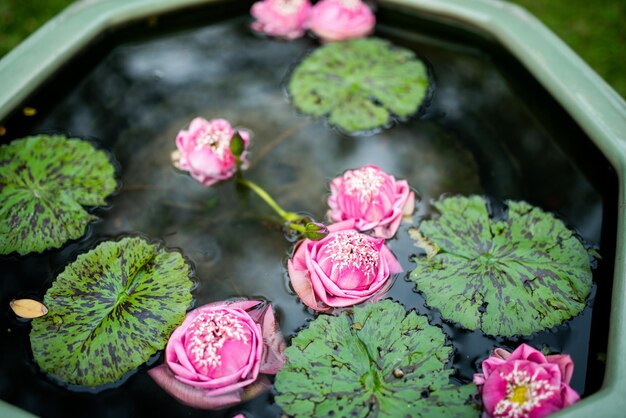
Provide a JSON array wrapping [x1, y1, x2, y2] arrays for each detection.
[[275, 300, 476, 417], [288, 38, 429, 133], [0, 135, 117, 255], [10, 299, 48, 318], [410, 196, 593, 337], [409, 227, 440, 258], [30, 237, 194, 388]]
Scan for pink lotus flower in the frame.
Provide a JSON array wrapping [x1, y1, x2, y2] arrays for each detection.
[[327, 165, 415, 239], [288, 220, 403, 311], [473, 344, 580, 418], [172, 117, 250, 186], [149, 300, 285, 410], [251, 0, 312, 39], [310, 0, 375, 42]]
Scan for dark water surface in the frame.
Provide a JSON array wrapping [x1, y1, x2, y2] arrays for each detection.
[[0, 2, 618, 417]]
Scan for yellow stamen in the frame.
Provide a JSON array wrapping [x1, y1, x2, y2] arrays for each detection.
[[510, 385, 528, 405]]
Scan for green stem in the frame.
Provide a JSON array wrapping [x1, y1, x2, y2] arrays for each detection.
[[288, 223, 307, 233], [236, 178, 300, 222]]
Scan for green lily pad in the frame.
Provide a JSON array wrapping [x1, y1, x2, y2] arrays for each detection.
[[275, 300, 476, 417], [30, 237, 194, 388], [0, 135, 117, 255], [409, 196, 593, 337], [288, 38, 430, 134]]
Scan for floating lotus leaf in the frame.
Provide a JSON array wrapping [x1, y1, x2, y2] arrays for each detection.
[[409, 196, 593, 337], [288, 38, 429, 133], [30, 237, 194, 388], [275, 300, 476, 417], [0, 135, 117, 255]]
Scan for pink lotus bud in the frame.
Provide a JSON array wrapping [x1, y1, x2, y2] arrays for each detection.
[[172, 117, 250, 187], [288, 220, 403, 311], [327, 164, 415, 239], [251, 0, 312, 40], [149, 300, 285, 410], [473, 344, 580, 418], [310, 0, 375, 42]]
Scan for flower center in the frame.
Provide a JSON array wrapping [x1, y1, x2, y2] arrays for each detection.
[[509, 385, 528, 406], [340, 0, 361, 10], [326, 230, 379, 278], [493, 363, 558, 418], [276, 0, 305, 14], [343, 167, 386, 202], [186, 310, 249, 370], [195, 128, 232, 158]]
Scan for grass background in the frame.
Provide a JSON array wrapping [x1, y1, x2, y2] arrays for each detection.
[[0, 0, 624, 97]]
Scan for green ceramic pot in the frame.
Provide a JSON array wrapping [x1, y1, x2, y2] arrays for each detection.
[[0, 1, 624, 417]]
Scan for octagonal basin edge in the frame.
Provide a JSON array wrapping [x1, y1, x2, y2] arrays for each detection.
[[0, 0, 624, 417]]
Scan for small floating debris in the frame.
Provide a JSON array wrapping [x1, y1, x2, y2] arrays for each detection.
[[22, 107, 37, 116], [10, 299, 48, 318]]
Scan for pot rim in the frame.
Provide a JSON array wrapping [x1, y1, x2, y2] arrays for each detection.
[[0, 0, 624, 416]]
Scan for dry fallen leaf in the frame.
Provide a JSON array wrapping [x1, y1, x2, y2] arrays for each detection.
[[10, 299, 48, 318]]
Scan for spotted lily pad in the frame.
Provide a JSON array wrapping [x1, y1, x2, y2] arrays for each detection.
[[0, 135, 117, 255], [288, 38, 429, 134], [30, 237, 194, 388], [409, 196, 593, 337], [275, 300, 476, 417]]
